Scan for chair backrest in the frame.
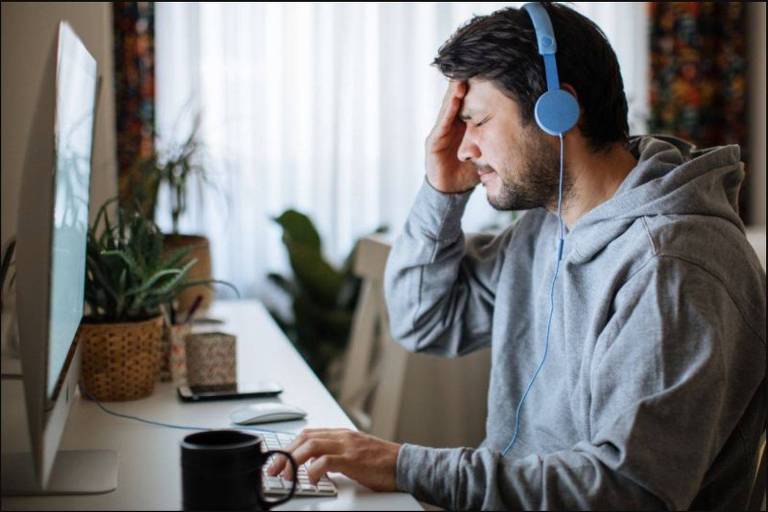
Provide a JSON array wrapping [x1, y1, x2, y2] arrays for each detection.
[[338, 235, 409, 440], [338, 234, 492, 446], [747, 426, 767, 511]]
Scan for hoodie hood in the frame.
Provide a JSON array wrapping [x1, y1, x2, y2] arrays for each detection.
[[568, 135, 745, 263]]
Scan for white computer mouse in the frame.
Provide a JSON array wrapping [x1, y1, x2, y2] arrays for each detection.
[[229, 403, 307, 425]]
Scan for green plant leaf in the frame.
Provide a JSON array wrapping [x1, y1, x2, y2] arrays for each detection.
[[294, 293, 353, 338], [86, 254, 119, 301], [267, 272, 299, 297], [163, 251, 196, 274], [178, 278, 241, 298], [143, 264, 196, 299], [285, 239, 344, 307], [273, 210, 322, 252], [101, 249, 140, 274], [125, 268, 186, 298], [0, 237, 16, 294]]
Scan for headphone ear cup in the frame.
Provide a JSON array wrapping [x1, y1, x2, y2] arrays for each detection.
[[534, 89, 580, 136]]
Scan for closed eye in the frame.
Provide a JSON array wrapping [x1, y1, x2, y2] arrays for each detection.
[[474, 116, 491, 128]]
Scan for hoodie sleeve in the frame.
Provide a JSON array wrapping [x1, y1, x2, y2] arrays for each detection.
[[395, 256, 764, 510], [383, 178, 511, 357]]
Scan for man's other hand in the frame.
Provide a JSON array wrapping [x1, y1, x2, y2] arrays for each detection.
[[425, 80, 479, 193], [266, 428, 401, 492]]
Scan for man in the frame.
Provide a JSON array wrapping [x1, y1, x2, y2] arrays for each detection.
[[269, 3, 766, 509]]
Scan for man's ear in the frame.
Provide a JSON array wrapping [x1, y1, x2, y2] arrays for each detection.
[[560, 83, 584, 129], [560, 83, 579, 103]]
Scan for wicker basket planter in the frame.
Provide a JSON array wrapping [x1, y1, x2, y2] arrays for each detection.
[[78, 315, 164, 401]]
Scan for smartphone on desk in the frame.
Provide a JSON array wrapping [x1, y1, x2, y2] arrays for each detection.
[[177, 382, 283, 402]]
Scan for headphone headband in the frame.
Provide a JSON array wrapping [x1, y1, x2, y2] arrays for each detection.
[[522, 2, 557, 55]]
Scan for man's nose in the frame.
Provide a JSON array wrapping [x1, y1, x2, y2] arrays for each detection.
[[457, 132, 481, 163]]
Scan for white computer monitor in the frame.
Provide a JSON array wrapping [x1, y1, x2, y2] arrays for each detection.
[[1, 21, 117, 495]]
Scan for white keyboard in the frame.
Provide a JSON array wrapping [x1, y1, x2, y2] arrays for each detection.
[[258, 431, 338, 497]]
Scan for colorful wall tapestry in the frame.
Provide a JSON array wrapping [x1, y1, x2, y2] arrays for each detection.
[[649, 2, 750, 223], [113, 2, 155, 211]]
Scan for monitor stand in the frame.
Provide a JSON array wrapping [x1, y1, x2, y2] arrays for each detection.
[[1, 449, 118, 495]]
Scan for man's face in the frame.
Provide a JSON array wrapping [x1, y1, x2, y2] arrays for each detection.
[[457, 78, 564, 211]]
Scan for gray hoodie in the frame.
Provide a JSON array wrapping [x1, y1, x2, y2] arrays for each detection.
[[384, 135, 766, 510]]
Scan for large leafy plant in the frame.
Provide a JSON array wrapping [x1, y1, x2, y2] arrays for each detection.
[[266, 210, 386, 382], [84, 198, 218, 323]]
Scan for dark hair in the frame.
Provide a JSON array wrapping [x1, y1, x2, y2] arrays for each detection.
[[433, 2, 629, 153]]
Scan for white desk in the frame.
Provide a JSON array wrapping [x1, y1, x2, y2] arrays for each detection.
[[1, 300, 421, 510]]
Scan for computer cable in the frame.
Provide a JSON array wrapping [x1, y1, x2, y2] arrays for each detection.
[[81, 388, 289, 435]]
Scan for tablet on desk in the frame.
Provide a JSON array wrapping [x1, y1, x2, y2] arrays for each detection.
[[177, 382, 283, 402]]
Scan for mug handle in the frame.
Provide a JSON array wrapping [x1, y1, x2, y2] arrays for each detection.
[[258, 449, 299, 509]]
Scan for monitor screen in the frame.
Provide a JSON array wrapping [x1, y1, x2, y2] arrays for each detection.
[[46, 23, 97, 400]]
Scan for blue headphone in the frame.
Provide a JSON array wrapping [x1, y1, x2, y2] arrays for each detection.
[[502, 2, 576, 458], [522, 2, 579, 136]]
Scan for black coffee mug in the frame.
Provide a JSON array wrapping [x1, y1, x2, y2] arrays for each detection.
[[181, 429, 298, 511]]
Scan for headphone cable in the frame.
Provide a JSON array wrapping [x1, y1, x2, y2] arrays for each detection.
[[502, 133, 565, 457]]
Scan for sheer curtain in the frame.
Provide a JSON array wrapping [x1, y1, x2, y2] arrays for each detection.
[[155, 2, 648, 299]]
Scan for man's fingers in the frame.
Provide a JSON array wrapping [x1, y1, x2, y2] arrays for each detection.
[[306, 455, 345, 485], [267, 453, 289, 476], [435, 81, 466, 128], [453, 79, 467, 99], [438, 93, 463, 133], [273, 430, 351, 480], [297, 428, 348, 437], [431, 81, 467, 145], [281, 438, 341, 479], [436, 80, 457, 119], [284, 428, 349, 451], [267, 429, 399, 492]]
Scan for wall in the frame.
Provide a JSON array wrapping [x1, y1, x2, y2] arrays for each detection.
[[1, 2, 117, 247]]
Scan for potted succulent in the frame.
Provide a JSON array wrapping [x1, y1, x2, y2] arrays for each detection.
[[127, 115, 218, 314], [79, 198, 224, 401]]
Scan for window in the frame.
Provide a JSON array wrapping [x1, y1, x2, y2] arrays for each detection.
[[155, 2, 648, 297]]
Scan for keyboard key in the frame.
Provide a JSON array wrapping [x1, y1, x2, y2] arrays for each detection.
[[255, 431, 337, 497]]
